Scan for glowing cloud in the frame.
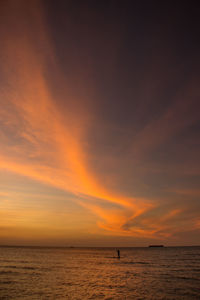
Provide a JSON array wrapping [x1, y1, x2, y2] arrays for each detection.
[[0, 0, 200, 245]]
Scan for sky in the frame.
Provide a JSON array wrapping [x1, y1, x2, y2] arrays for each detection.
[[0, 0, 200, 247]]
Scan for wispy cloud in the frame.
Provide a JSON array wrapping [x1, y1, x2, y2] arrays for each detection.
[[0, 0, 199, 244]]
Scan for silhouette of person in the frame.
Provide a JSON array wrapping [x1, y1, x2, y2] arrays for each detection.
[[117, 249, 120, 258]]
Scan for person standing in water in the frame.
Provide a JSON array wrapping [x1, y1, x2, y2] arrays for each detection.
[[117, 249, 120, 259]]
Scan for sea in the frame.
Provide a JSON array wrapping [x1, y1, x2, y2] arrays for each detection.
[[0, 246, 200, 299]]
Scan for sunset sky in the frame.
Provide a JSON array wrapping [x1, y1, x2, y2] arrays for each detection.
[[0, 0, 200, 246]]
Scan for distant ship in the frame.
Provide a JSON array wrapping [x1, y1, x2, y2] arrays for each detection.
[[149, 245, 164, 247]]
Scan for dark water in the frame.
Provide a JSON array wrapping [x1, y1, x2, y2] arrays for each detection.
[[0, 246, 200, 299]]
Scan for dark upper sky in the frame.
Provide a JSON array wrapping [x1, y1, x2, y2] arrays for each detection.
[[0, 0, 199, 246]]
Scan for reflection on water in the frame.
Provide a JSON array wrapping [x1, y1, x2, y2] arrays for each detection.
[[0, 246, 200, 299]]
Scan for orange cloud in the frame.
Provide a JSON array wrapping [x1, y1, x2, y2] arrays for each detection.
[[0, 0, 154, 240], [1, 0, 199, 244]]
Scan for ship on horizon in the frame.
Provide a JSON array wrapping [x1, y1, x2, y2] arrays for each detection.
[[148, 245, 164, 247]]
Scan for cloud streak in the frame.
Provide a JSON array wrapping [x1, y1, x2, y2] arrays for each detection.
[[0, 0, 199, 244]]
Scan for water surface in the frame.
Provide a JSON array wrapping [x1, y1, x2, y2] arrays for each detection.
[[0, 246, 200, 299]]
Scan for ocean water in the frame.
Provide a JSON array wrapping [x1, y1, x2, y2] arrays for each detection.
[[0, 246, 200, 299]]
